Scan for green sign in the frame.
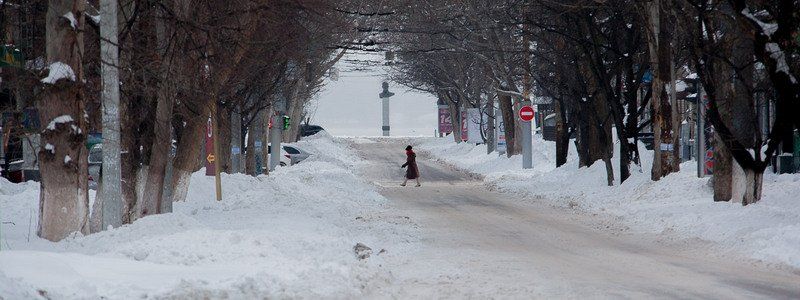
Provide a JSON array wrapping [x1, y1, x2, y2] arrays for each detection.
[[0, 45, 23, 68]]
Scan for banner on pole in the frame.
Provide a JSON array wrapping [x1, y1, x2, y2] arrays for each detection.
[[496, 108, 506, 153], [438, 105, 453, 134], [467, 108, 482, 144]]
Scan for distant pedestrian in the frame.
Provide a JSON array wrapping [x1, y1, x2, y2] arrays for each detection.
[[400, 145, 420, 187]]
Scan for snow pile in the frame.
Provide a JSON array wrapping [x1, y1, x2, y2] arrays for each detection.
[[418, 136, 800, 269], [0, 134, 418, 298], [288, 131, 363, 170], [415, 136, 559, 177]]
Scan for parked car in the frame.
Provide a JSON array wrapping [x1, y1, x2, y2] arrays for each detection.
[[88, 144, 102, 190], [282, 145, 311, 165], [266, 144, 292, 167], [298, 124, 324, 138]]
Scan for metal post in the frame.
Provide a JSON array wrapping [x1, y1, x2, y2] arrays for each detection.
[[522, 105, 532, 169], [696, 86, 705, 178], [212, 107, 222, 201], [521, 12, 533, 169], [269, 114, 282, 171]]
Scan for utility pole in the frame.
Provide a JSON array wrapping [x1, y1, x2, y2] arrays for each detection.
[[521, 18, 533, 169], [212, 104, 222, 201], [696, 86, 706, 178], [379, 82, 394, 136], [100, 0, 122, 228], [270, 96, 286, 171]]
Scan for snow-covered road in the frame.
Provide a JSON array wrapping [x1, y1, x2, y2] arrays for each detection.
[[2, 135, 799, 299], [353, 139, 800, 299]]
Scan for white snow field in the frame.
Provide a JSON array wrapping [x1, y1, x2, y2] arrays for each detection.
[[2, 133, 800, 298], [0, 133, 419, 299], [417, 135, 800, 270]]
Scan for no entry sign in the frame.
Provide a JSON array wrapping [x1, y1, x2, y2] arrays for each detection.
[[519, 105, 534, 122]]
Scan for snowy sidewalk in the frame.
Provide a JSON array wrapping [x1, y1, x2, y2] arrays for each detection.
[[0, 133, 418, 299], [417, 137, 800, 270]]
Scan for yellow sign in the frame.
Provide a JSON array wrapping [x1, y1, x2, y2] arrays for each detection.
[[206, 154, 215, 163]]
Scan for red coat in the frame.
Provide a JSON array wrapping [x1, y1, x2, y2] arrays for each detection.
[[402, 151, 419, 179]]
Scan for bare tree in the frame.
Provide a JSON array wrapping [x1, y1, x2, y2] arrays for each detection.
[[37, 0, 89, 241]]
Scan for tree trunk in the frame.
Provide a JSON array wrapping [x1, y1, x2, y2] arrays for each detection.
[[120, 93, 138, 223], [288, 97, 305, 142], [730, 160, 763, 205], [139, 81, 173, 217], [498, 94, 516, 157], [742, 168, 763, 205], [618, 127, 631, 183], [669, 55, 681, 171], [284, 85, 307, 143], [603, 157, 614, 186], [656, 87, 678, 176], [261, 109, 271, 175], [712, 132, 733, 202], [576, 101, 606, 168], [229, 106, 243, 173], [554, 99, 569, 167], [245, 116, 258, 176], [446, 95, 461, 143], [512, 99, 523, 155], [217, 104, 232, 173], [645, 0, 678, 181], [282, 79, 304, 142], [37, 0, 89, 241], [170, 115, 205, 203], [622, 85, 642, 180], [485, 94, 495, 154]]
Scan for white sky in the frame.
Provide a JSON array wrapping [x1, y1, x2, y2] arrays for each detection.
[[310, 52, 438, 137]]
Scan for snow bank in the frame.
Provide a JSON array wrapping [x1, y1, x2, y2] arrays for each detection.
[[0, 134, 418, 298], [418, 136, 800, 269]]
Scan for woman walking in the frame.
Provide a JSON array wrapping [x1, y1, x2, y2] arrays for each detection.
[[401, 145, 421, 187]]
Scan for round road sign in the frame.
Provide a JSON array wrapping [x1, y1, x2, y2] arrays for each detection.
[[519, 106, 535, 122]]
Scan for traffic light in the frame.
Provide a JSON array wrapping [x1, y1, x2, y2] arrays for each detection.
[[282, 116, 290, 130]]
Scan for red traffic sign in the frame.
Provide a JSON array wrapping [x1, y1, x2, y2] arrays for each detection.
[[519, 105, 534, 122]]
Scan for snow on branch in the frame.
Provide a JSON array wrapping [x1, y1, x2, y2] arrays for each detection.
[[765, 43, 797, 84], [46, 115, 75, 131], [85, 12, 100, 25], [740, 8, 778, 37], [41, 62, 76, 84], [493, 87, 524, 98], [62, 12, 78, 30]]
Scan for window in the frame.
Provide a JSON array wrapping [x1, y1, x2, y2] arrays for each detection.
[[283, 146, 300, 154], [89, 146, 103, 164]]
